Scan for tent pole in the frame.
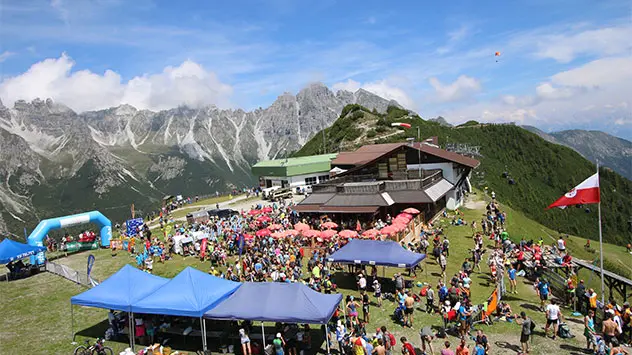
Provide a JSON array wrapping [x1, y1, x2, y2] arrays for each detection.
[[200, 317, 207, 351], [130, 312, 135, 351], [128, 313, 133, 350], [261, 322, 266, 348], [204, 318, 208, 351], [341, 299, 347, 327], [324, 325, 330, 355], [71, 303, 76, 344]]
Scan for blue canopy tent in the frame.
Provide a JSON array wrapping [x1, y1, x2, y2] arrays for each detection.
[[205, 282, 342, 323], [326, 239, 425, 267], [132, 267, 241, 351], [0, 238, 46, 264], [70, 264, 169, 349], [71, 264, 169, 311], [204, 282, 342, 353]]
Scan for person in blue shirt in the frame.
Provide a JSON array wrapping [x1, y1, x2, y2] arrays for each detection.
[[458, 300, 472, 338], [537, 278, 550, 311], [508, 264, 517, 294]]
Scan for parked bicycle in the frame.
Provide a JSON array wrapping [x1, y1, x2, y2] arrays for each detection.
[[73, 338, 113, 355]]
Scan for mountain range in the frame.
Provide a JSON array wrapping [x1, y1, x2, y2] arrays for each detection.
[[0, 83, 630, 240], [522, 126, 632, 180], [0, 83, 401, 235]]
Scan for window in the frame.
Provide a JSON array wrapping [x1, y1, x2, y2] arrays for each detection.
[[318, 175, 330, 183], [304, 177, 317, 185]]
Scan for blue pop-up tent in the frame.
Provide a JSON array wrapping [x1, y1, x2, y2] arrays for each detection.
[[327, 239, 425, 268], [132, 267, 241, 317], [204, 282, 343, 324], [70, 264, 169, 349], [71, 264, 169, 311], [132, 267, 240, 351], [0, 238, 46, 264]]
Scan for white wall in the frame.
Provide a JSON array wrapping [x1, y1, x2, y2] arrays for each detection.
[[262, 171, 330, 188], [407, 162, 456, 183]]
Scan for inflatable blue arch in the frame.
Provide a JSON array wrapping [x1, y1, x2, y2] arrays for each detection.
[[27, 211, 112, 264]]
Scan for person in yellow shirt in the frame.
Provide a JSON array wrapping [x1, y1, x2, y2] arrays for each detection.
[[588, 288, 598, 314]]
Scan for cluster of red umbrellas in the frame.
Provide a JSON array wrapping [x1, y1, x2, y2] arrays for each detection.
[[248, 206, 421, 242], [378, 207, 421, 236]]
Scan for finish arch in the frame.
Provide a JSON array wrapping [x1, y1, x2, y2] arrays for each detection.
[[27, 211, 112, 264]]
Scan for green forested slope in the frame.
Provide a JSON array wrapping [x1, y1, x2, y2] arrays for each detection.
[[295, 105, 632, 244]]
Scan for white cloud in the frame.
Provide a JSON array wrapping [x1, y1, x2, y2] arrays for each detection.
[[533, 24, 632, 63], [435, 56, 632, 135], [0, 53, 233, 112], [0, 51, 15, 63], [332, 79, 415, 109], [428, 75, 481, 102]]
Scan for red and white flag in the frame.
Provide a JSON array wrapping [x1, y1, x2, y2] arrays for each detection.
[[391, 122, 412, 128], [546, 173, 600, 209]]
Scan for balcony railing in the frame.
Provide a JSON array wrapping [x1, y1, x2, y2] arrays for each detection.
[[311, 169, 444, 194]]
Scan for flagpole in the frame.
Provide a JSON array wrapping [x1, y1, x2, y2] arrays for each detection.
[[597, 161, 605, 305]]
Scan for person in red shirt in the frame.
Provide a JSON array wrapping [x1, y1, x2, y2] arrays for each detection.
[[400, 337, 415, 355], [455, 338, 470, 355]]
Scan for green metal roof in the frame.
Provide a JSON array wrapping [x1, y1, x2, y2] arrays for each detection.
[[251, 153, 338, 177]]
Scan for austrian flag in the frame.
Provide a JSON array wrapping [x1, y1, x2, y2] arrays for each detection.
[[546, 173, 601, 209]]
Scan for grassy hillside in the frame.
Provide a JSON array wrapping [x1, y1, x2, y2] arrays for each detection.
[[296, 105, 632, 244]]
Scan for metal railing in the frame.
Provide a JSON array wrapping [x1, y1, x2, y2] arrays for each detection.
[[45, 261, 98, 288]]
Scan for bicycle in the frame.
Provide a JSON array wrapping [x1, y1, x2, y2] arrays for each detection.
[[73, 338, 113, 355]]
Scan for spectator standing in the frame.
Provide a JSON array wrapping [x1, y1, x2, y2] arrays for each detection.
[[544, 299, 563, 339], [516, 312, 533, 355]]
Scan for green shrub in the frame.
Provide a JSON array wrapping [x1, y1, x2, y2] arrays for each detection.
[[375, 126, 387, 133], [367, 129, 377, 138]]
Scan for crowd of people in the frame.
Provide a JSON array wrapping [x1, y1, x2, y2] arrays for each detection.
[[69, 189, 632, 355]]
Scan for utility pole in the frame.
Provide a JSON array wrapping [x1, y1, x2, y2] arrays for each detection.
[[417, 126, 422, 178]]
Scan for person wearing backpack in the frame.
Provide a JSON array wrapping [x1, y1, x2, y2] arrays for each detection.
[[380, 326, 395, 355], [516, 311, 533, 355]]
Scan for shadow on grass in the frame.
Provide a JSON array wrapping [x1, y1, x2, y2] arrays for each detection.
[[559, 343, 589, 355], [520, 303, 541, 312], [494, 340, 521, 353]]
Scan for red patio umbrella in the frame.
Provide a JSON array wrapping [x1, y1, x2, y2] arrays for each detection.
[[268, 223, 283, 231], [302, 229, 321, 238], [294, 222, 310, 232], [262, 206, 273, 213], [321, 221, 338, 229], [271, 231, 284, 239], [356, 220, 362, 232], [339, 229, 358, 238], [283, 229, 299, 237], [403, 207, 420, 215], [379, 226, 397, 235], [396, 212, 413, 221], [391, 223, 407, 232], [392, 217, 410, 225], [256, 215, 272, 223], [243, 234, 254, 240], [248, 209, 261, 216], [255, 228, 271, 237], [320, 229, 337, 239], [362, 229, 379, 238]]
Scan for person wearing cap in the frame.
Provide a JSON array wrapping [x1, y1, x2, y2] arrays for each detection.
[[273, 332, 286, 355]]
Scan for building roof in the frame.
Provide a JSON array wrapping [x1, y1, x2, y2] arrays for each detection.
[[325, 193, 393, 207], [416, 143, 480, 169], [251, 153, 338, 177], [331, 143, 404, 167], [424, 178, 454, 201], [388, 190, 432, 204], [331, 142, 480, 170]]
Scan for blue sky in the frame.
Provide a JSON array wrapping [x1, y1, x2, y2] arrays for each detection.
[[1, 0, 631, 139]]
